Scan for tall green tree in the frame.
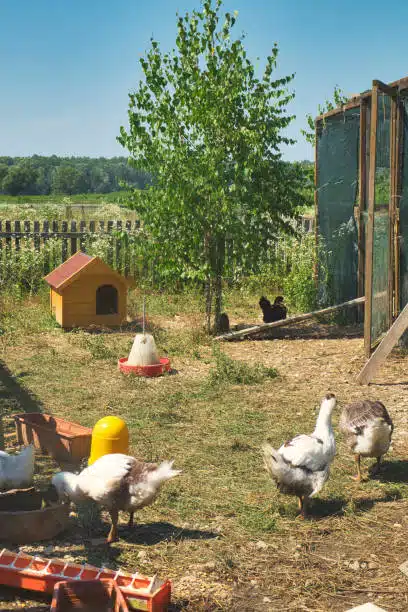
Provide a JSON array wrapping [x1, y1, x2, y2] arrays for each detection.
[[2, 164, 38, 196], [51, 164, 84, 195], [302, 86, 349, 146], [119, 0, 306, 332]]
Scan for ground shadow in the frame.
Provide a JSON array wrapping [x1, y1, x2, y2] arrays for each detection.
[[225, 321, 363, 342], [310, 491, 402, 519], [120, 521, 218, 546], [369, 459, 408, 483], [370, 381, 408, 387], [0, 586, 49, 611], [0, 360, 43, 415], [81, 521, 218, 569], [72, 318, 167, 336]]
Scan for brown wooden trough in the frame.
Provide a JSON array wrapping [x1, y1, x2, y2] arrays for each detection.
[[13, 413, 92, 465], [0, 488, 69, 544]]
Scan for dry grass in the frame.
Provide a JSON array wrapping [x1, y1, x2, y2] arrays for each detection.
[[1, 290, 408, 610]]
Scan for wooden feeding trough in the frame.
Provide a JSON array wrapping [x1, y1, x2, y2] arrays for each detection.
[[51, 579, 129, 612], [0, 548, 171, 611], [0, 488, 69, 543], [13, 413, 92, 466]]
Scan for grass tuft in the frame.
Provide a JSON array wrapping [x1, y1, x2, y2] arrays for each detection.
[[208, 345, 278, 386]]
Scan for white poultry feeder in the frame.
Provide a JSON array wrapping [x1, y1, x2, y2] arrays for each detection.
[[127, 333, 160, 366], [118, 301, 170, 377]]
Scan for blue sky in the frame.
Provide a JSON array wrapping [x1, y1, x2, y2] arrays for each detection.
[[1, 0, 408, 161]]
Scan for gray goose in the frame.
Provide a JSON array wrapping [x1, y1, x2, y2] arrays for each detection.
[[339, 400, 393, 481]]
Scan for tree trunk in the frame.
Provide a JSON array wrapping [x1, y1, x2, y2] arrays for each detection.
[[205, 276, 212, 335], [213, 235, 225, 333], [204, 232, 212, 334]]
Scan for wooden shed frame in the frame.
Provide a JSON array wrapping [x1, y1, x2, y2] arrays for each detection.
[[315, 75, 408, 357], [44, 251, 133, 329]]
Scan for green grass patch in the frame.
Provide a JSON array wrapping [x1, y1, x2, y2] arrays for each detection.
[[208, 345, 278, 386]]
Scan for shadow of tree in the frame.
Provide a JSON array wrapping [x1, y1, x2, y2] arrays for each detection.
[[0, 360, 44, 414]]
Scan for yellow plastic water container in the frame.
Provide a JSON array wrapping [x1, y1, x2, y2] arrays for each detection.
[[88, 416, 129, 465]]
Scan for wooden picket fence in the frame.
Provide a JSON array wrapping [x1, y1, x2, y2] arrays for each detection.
[[0, 215, 314, 283], [0, 219, 143, 279]]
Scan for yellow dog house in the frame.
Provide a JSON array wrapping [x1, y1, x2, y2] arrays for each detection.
[[44, 251, 132, 328]]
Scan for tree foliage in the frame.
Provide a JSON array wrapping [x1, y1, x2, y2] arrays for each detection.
[[0, 156, 150, 196], [119, 0, 307, 331], [302, 86, 349, 145]]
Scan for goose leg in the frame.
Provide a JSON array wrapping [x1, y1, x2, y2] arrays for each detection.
[[351, 454, 362, 482], [371, 456, 381, 476], [128, 511, 134, 528], [300, 496, 308, 519], [298, 496, 308, 519], [107, 509, 119, 543]]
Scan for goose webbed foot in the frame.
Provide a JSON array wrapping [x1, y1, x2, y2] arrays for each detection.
[[106, 509, 119, 544]]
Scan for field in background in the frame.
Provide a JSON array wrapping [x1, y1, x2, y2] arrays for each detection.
[[0, 289, 407, 611], [0, 192, 137, 223]]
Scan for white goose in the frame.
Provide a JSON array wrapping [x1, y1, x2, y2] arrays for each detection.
[[339, 399, 393, 481], [263, 394, 337, 517]]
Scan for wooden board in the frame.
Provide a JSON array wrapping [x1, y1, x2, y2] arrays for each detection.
[[214, 296, 365, 341], [357, 99, 367, 302], [364, 82, 378, 357], [356, 301, 408, 385]]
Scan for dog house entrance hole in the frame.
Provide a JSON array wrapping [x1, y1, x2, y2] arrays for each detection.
[[96, 285, 118, 315]]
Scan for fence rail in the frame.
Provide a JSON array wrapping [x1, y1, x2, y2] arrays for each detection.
[[0, 216, 315, 285]]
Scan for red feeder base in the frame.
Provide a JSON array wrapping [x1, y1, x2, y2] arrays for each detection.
[[118, 357, 171, 377]]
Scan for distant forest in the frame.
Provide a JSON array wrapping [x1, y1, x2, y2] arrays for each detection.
[[0, 156, 150, 196]]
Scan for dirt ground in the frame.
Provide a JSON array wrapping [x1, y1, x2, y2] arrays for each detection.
[[1, 311, 408, 611]]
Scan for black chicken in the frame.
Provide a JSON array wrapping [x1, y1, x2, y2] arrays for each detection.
[[259, 296, 287, 323]]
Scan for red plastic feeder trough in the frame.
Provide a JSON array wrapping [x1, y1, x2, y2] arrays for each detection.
[[118, 357, 171, 377]]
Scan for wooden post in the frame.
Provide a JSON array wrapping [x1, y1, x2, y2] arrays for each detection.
[[5, 221, 11, 255], [394, 99, 403, 317], [364, 83, 379, 357], [124, 220, 131, 277], [14, 220, 21, 252], [357, 301, 408, 385], [116, 220, 122, 271], [43, 220, 49, 274], [313, 119, 319, 287], [52, 220, 58, 270], [215, 296, 365, 341], [61, 221, 68, 261], [79, 220, 86, 252], [357, 100, 368, 304], [33, 220, 40, 252], [388, 96, 397, 327], [70, 220, 77, 256]]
